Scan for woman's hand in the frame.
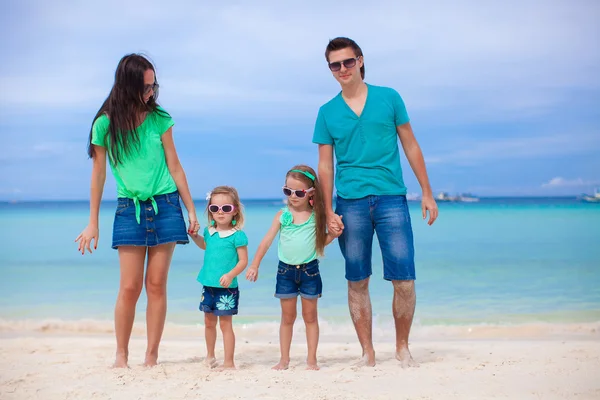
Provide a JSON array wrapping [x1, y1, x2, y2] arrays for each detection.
[[188, 213, 200, 235], [75, 224, 99, 255]]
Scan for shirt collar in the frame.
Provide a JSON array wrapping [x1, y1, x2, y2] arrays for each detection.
[[208, 227, 238, 238]]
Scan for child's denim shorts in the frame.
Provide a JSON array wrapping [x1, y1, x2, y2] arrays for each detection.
[[275, 259, 322, 300], [200, 286, 240, 316], [112, 191, 189, 249]]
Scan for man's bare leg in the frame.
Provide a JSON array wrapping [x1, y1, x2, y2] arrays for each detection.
[[392, 280, 418, 368], [348, 278, 375, 366]]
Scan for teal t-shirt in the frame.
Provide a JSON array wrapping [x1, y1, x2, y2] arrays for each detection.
[[197, 227, 248, 288], [277, 207, 317, 265], [312, 84, 410, 199], [91, 107, 177, 223]]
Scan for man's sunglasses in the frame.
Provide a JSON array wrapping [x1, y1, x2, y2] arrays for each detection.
[[143, 82, 159, 95], [328, 57, 360, 72], [282, 186, 315, 198], [208, 204, 235, 213]]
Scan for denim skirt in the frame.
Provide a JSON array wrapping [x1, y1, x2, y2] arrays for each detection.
[[112, 191, 189, 249]]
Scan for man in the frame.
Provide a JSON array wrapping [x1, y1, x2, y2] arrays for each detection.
[[313, 37, 438, 367]]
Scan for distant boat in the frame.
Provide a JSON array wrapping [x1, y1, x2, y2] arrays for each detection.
[[582, 188, 600, 203], [435, 192, 480, 202], [457, 193, 480, 203], [435, 192, 455, 202], [406, 193, 421, 201]]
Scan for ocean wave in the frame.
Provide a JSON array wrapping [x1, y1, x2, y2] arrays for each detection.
[[1, 318, 598, 340]]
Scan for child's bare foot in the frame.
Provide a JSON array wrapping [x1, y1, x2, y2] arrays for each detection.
[[271, 359, 290, 370], [112, 352, 129, 368], [217, 361, 236, 371], [395, 347, 419, 368], [306, 362, 320, 370], [143, 353, 158, 367], [203, 357, 218, 369]]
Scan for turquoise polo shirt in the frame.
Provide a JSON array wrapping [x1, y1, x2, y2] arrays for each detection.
[[312, 83, 410, 199], [197, 227, 248, 288]]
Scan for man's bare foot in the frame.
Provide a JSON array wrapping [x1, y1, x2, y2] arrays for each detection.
[[353, 351, 376, 367], [271, 359, 290, 370], [203, 357, 218, 369], [112, 353, 128, 368], [395, 347, 419, 368], [143, 353, 158, 367]]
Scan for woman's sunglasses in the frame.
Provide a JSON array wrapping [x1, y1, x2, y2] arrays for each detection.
[[282, 186, 315, 198], [328, 57, 360, 72], [143, 82, 159, 95], [208, 204, 235, 213]]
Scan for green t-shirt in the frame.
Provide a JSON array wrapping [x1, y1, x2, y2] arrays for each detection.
[[91, 107, 177, 223], [278, 207, 317, 265], [197, 227, 248, 288], [312, 84, 410, 199]]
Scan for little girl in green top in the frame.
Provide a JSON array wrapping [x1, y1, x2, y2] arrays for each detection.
[[246, 165, 341, 370], [189, 186, 248, 370]]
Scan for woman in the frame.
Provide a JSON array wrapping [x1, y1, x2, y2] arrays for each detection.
[[75, 54, 199, 368]]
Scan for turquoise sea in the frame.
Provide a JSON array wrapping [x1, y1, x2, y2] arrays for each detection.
[[1, 198, 599, 335]]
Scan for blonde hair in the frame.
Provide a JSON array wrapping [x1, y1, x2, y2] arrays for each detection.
[[285, 165, 326, 256], [205, 186, 245, 229]]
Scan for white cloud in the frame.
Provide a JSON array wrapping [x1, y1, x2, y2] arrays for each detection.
[[425, 131, 600, 165], [1, 0, 598, 122], [541, 177, 599, 188]]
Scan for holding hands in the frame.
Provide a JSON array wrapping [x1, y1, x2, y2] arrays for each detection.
[[327, 212, 344, 237], [246, 264, 259, 282]]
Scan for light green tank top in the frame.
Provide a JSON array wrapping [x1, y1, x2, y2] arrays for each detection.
[[277, 207, 317, 265]]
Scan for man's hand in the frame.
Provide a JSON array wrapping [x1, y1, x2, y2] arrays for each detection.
[[421, 195, 438, 225], [327, 212, 344, 235]]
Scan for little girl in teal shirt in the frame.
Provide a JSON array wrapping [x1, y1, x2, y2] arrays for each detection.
[[246, 165, 341, 370], [189, 186, 248, 370]]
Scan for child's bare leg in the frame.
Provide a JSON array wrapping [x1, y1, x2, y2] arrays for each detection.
[[204, 313, 218, 368], [219, 316, 236, 369], [301, 297, 320, 370], [272, 298, 297, 370]]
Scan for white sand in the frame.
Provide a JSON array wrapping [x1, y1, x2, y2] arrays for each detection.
[[1, 322, 599, 400]]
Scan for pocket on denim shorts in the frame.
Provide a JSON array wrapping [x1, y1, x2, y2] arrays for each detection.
[[277, 266, 288, 275], [164, 192, 182, 210], [304, 266, 320, 277], [115, 201, 132, 215]]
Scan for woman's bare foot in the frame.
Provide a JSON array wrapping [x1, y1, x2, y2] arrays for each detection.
[[143, 353, 158, 367], [271, 359, 290, 370], [203, 357, 218, 369], [395, 347, 419, 368], [112, 352, 129, 368]]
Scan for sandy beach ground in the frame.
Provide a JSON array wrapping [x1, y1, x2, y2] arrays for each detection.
[[1, 321, 599, 400]]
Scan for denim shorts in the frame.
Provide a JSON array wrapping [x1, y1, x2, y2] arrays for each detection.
[[335, 195, 415, 282], [200, 286, 240, 316], [112, 191, 189, 249], [275, 259, 322, 299]]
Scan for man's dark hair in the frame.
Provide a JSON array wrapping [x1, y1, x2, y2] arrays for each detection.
[[325, 37, 365, 79]]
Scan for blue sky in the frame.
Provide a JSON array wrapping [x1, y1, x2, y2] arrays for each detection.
[[1, 0, 599, 200]]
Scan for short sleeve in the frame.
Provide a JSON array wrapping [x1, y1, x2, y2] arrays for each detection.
[[203, 227, 210, 241], [312, 108, 334, 145], [91, 114, 110, 147], [391, 90, 410, 126], [154, 107, 175, 135], [234, 231, 248, 248]]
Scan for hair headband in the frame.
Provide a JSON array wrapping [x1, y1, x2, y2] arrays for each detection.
[[289, 169, 316, 181]]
